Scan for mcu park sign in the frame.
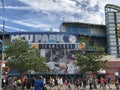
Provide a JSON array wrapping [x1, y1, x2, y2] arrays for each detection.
[[10, 32, 85, 49]]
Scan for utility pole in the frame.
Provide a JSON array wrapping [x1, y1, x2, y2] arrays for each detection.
[[0, 0, 5, 89]]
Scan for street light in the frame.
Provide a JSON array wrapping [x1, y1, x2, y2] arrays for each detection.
[[0, 0, 5, 89]]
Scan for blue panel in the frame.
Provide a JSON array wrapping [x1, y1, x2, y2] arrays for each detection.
[[66, 26, 89, 34]]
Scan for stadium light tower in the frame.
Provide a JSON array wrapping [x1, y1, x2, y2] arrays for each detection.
[[0, 0, 5, 89]]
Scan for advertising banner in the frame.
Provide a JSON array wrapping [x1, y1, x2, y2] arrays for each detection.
[[10, 32, 78, 44], [10, 32, 80, 74], [44, 49, 80, 74]]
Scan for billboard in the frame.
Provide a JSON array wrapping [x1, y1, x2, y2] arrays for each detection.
[[44, 49, 80, 74], [10, 32, 80, 74], [10, 32, 78, 44]]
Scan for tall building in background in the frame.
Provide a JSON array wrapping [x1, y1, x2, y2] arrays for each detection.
[[105, 4, 120, 57]]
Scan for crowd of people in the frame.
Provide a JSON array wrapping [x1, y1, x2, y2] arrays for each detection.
[[1, 74, 120, 90], [2, 76, 45, 90]]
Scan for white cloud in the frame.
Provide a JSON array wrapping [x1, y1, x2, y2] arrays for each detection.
[[0, 24, 27, 32], [0, 16, 50, 28], [0, 16, 59, 32], [0, 6, 32, 10], [1, 0, 120, 32], [18, 0, 120, 24], [13, 20, 48, 28], [18, 0, 82, 13], [13, 19, 59, 31]]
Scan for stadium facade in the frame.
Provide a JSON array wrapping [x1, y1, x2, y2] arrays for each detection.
[[105, 4, 120, 57], [0, 4, 120, 82], [104, 4, 120, 82], [60, 22, 107, 50]]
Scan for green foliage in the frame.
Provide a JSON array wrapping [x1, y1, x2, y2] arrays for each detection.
[[76, 37, 107, 74], [5, 39, 47, 73]]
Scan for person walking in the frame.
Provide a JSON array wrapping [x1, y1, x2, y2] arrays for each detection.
[[88, 77, 93, 90], [26, 78, 31, 90], [115, 76, 119, 90], [100, 77, 105, 90], [34, 76, 44, 90], [31, 77, 36, 90], [106, 75, 112, 90]]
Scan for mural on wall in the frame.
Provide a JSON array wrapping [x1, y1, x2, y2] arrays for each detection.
[[10, 32, 80, 74], [44, 49, 80, 74]]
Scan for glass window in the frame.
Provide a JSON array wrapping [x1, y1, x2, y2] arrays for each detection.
[[110, 50, 117, 54], [108, 16, 114, 19], [118, 38, 120, 42], [109, 27, 115, 30], [108, 35, 116, 38], [117, 24, 120, 26], [117, 19, 120, 22], [108, 13, 114, 16], [109, 42, 116, 45], [66, 26, 89, 34], [116, 13, 120, 16], [110, 47, 117, 50], [109, 24, 115, 27], [109, 19, 115, 22], [109, 39, 116, 42], [108, 30, 116, 34], [116, 16, 120, 19]]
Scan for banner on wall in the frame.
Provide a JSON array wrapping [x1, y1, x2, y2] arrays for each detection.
[[10, 32, 80, 74], [10, 32, 78, 44]]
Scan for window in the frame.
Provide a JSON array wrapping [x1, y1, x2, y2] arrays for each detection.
[[109, 24, 115, 27], [110, 50, 117, 54], [108, 30, 116, 34], [66, 26, 89, 34], [109, 42, 116, 45]]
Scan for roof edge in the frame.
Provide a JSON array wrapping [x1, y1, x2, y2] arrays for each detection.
[[62, 22, 105, 27], [105, 4, 120, 11]]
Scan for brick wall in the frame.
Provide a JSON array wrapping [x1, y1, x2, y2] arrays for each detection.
[[106, 61, 120, 83]]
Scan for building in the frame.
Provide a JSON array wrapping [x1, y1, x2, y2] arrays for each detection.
[[57, 4, 120, 82], [105, 4, 120, 82], [105, 4, 120, 57], [60, 22, 107, 50], [0, 4, 120, 82]]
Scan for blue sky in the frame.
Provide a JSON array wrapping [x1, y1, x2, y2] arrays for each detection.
[[0, 0, 120, 32]]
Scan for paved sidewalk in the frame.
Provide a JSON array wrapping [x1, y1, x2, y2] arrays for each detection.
[[46, 84, 116, 90], [2, 84, 117, 90]]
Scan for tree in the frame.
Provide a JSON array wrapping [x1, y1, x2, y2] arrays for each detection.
[[76, 43, 107, 89], [76, 45, 107, 73], [76, 36, 107, 74], [5, 39, 47, 74]]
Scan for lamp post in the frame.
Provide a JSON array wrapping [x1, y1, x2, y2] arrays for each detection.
[[0, 0, 5, 89]]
